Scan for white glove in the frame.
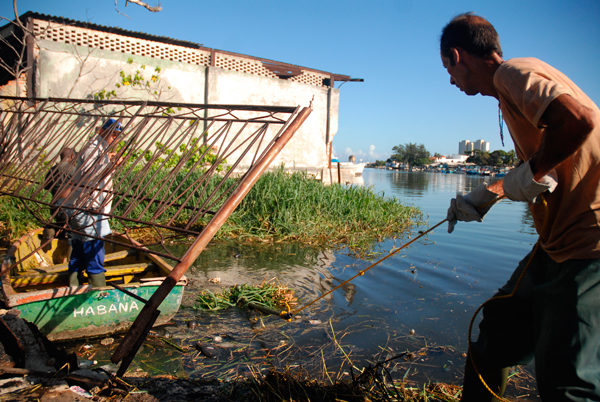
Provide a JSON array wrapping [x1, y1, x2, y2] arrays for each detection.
[[502, 161, 557, 203], [447, 183, 499, 233]]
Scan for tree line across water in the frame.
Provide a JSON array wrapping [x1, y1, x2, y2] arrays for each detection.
[[370, 142, 517, 167]]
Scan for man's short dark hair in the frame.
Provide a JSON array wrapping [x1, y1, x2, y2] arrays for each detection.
[[60, 147, 76, 161], [440, 13, 502, 63]]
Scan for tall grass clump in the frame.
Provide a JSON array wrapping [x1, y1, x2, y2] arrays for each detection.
[[0, 196, 45, 246], [222, 168, 423, 249], [2, 165, 422, 253]]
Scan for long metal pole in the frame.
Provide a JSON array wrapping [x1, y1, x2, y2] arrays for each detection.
[[111, 106, 311, 366]]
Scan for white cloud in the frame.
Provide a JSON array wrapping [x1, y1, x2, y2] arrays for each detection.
[[368, 144, 379, 159], [365, 144, 389, 161], [335, 145, 388, 162]]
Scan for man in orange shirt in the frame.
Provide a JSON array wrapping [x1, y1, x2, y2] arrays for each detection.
[[441, 13, 600, 401]]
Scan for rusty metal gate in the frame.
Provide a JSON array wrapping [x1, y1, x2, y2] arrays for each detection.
[[0, 96, 311, 375]]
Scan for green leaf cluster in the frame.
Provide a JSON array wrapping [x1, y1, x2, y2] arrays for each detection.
[[194, 282, 296, 311], [117, 137, 225, 171], [391, 143, 431, 166], [93, 57, 166, 101], [466, 149, 516, 166]]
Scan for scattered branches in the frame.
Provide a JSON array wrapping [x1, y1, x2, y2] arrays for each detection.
[[114, 0, 163, 18], [0, 1, 53, 96], [127, 0, 163, 12], [0, 1, 31, 96]]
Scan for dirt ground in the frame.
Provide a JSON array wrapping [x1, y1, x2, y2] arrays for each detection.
[[0, 375, 225, 402], [0, 286, 539, 402]]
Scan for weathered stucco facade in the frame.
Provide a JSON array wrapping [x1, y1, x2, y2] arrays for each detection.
[[1, 13, 360, 172]]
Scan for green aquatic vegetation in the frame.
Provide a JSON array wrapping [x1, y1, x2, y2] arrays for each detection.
[[225, 168, 423, 249], [194, 281, 297, 311], [0, 196, 49, 246], [110, 164, 228, 232], [111, 167, 422, 252], [2, 167, 422, 255]]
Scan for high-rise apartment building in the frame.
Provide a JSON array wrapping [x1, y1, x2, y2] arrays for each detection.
[[474, 139, 490, 152], [459, 140, 470, 155], [459, 139, 490, 154]]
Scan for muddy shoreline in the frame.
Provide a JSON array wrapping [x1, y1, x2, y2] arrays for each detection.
[[0, 310, 538, 402]]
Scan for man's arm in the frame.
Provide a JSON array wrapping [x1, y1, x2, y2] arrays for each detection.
[[487, 180, 504, 196], [486, 94, 595, 198], [529, 94, 596, 180]]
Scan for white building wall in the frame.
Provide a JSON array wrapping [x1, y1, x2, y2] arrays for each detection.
[[207, 67, 335, 168], [28, 22, 340, 171]]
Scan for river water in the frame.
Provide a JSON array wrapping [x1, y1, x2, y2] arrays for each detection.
[[68, 169, 540, 396]]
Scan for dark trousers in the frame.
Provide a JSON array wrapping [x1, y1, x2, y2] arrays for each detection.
[[469, 247, 600, 401], [68, 239, 106, 275]]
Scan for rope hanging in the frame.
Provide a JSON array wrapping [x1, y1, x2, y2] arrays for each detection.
[[467, 194, 549, 401]]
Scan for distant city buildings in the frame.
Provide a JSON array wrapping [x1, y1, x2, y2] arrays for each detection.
[[459, 140, 475, 154], [459, 139, 490, 155], [434, 154, 469, 164]]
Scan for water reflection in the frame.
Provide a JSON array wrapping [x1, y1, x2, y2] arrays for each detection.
[[164, 241, 360, 317], [519, 206, 537, 235], [389, 171, 429, 195]]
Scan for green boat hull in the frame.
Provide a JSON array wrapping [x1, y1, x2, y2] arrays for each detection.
[[2, 229, 186, 342], [14, 284, 184, 341]]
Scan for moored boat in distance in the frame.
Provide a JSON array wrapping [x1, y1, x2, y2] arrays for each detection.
[[1, 229, 186, 341], [331, 159, 366, 176]]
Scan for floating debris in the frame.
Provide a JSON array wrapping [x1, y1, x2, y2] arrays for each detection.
[[78, 360, 97, 368], [100, 337, 114, 346], [69, 385, 93, 398], [195, 342, 217, 359]]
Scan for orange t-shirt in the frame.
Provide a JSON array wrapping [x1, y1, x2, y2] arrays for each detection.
[[494, 57, 600, 262]]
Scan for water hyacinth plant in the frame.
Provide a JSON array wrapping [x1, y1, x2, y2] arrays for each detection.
[[2, 165, 422, 255], [225, 168, 423, 250], [194, 280, 297, 312]]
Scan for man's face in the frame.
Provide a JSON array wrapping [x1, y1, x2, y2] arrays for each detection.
[[99, 128, 120, 145], [441, 53, 478, 96]]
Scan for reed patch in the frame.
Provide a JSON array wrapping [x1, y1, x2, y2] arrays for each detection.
[[1, 168, 422, 254]]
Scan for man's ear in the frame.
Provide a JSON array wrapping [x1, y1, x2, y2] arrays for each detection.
[[450, 48, 460, 66]]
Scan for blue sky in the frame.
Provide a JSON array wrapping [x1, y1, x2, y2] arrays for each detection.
[[2, 0, 599, 162]]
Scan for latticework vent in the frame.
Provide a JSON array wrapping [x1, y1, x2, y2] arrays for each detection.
[[214, 54, 278, 78], [33, 21, 211, 65], [31, 19, 328, 87], [290, 71, 330, 86]]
